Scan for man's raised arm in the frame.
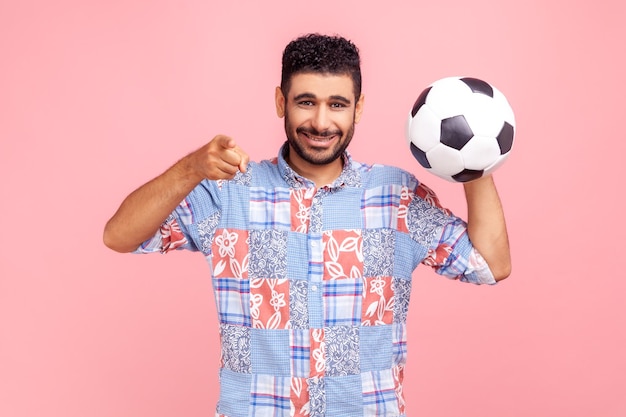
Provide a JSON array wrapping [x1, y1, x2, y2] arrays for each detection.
[[103, 135, 249, 253], [463, 174, 512, 282]]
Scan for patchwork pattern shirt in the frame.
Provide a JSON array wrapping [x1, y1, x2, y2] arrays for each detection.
[[136, 144, 495, 417]]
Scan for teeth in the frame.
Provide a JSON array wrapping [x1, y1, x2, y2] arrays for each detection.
[[306, 133, 333, 142]]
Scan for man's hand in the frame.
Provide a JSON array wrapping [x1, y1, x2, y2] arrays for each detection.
[[182, 135, 249, 182]]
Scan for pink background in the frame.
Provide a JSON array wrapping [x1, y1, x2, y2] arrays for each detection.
[[1, 1, 625, 416]]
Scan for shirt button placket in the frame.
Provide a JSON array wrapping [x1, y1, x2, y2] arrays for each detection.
[[308, 190, 324, 329]]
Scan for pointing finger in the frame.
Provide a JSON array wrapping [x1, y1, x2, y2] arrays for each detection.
[[216, 135, 236, 150]]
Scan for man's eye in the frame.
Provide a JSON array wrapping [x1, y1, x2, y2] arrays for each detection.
[[298, 101, 314, 106], [330, 102, 347, 108]]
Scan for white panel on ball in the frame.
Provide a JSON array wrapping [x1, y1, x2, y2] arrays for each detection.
[[426, 144, 464, 177], [460, 136, 501, 170], [492, 89, 516, 126], [407, 105, 441, 152], [462, 95, 504, 137], [423, 78, 473, 119]]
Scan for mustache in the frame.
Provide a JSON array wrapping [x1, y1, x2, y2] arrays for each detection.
[[296, 127, 342, 137]]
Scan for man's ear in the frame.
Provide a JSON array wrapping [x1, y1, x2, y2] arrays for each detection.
[[354, 94, 365, 123], [275, 86, 285, 118]]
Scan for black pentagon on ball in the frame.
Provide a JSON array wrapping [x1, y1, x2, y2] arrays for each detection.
[[497, 121, 515, 154], [409, 142, 431, 168], [452, 169, 484, 183], [411, 86, 432, 117], [440, 115, 474, 150], [460, 77, 494, 97]]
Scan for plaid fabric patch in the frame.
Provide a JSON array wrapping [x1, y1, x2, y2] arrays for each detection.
[[250, 186, 291, 230], [323, 279, 363, 327], [290, 329, 310, 379], [214, 278, 250, 327], [362, 369, 399, 417], [308, 234, 324, 279], [250, 374, 290, 416], [362, 184, 404, 229]]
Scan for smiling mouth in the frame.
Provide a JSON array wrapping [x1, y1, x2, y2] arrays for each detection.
[[299, 129, 341, 143], [305, 133, 335, 142]]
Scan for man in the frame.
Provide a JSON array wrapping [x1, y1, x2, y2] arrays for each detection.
[[104, 33, 510, 417]]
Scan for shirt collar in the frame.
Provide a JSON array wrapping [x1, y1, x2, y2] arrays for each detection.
[[277, 142, 361, 189]]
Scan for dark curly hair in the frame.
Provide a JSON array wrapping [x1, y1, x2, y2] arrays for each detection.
[[281, 33, 362, 99]]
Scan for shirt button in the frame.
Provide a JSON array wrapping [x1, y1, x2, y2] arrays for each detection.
[[311, 285, 318, 291]]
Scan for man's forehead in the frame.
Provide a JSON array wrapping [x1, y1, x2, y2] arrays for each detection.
[[287, 72, 355, 99]]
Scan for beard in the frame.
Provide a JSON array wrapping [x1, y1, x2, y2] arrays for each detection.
[[284, 111, 356, 166]]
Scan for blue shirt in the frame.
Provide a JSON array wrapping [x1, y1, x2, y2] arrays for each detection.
[[136, 144, 495, 417]]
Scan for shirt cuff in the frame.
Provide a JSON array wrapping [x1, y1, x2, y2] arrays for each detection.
[[463, 249, 497, 285]]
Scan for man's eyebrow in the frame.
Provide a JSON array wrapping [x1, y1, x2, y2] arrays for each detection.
[[293, 93, 317, 101], [329, 95, 351, 105]]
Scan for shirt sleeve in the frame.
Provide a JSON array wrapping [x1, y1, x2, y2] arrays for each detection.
[[412, 182, 496, 285], [422, 216, 496, 285], [133, 198, 198, 254]]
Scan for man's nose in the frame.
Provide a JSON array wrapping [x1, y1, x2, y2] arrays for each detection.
[[311, 105, 331, 132]]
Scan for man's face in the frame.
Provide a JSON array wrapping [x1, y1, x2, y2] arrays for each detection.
[[276, 73, 364, 168]]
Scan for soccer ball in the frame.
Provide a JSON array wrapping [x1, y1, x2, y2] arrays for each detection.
[[405, 76, 515, 183]]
